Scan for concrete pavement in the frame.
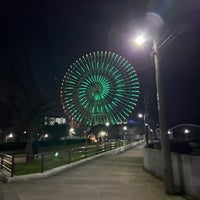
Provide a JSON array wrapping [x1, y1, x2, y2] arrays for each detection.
[[0, 143, 188, 200]]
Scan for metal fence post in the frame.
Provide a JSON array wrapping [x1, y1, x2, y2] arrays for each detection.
[[68, 148, 71, 164], [41, 154, 44, 173], [11, 156, 14, 177], [96, 144, 98, 155], [85, 146, 87, 158], [0, 154, 3, 169]]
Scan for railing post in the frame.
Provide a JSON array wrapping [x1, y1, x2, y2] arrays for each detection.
[[11, 156, 14, 177], [70, 148, 73, 163], [68, 148, 71, 164], [41, 154, 44, 173], [0, 154, 3, 169], [96, 144, 98, 155], [85, 146, 87, 158]]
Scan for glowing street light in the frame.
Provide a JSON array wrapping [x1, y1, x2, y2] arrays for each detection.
[[134, 35, 146, 46], [138, 113, 143, 118], [8, 133, 13, 138], [184, 129, 190, 134], [69, 128, 74, 133], [105, 122, 110, 127], [123, 126, 127, 131]]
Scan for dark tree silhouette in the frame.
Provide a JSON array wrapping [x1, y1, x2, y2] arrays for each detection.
[[6, 81, 58, 162]]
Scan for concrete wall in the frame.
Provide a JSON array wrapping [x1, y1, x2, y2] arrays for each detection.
[[143, 148, 200, 200]]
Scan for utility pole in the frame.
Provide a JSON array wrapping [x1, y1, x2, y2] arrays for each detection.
[[153, 37, 175, 194]]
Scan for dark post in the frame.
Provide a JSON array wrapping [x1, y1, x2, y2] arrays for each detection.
[[1, 154, 3, 169], [41, 154, 44, 173], [144, 114, 149, 146], [68, 148, 71, 164], [96, 144, 98, 154], [85, 146, 87, 158], [11, 156, 14, 177]]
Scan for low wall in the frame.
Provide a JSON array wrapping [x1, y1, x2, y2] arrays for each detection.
[[143, 148, 200, 200]]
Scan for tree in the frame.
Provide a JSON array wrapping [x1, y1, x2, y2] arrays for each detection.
[[7, 81, 58, 162]]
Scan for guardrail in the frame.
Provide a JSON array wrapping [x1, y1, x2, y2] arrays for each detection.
[[0, 139, 141, 177]]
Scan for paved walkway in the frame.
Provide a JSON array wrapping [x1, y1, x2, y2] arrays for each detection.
[[0, 144, 187, 200]]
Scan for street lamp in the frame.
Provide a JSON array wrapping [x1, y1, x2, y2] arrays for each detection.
[[123, 126, 127, 131], [134, 35, 146, 46], [133, 14, 175, 194], [184, 129, 190, 134], [138, 113, 143, 119], [138, 113, 149, 146], [123, 126, 127, 141], [105, 122, 110, 127]]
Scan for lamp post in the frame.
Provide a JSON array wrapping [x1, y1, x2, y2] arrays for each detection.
[[123, 126, 127, 142], [138, 113, 149, 146], [134, 32, 175, 194]]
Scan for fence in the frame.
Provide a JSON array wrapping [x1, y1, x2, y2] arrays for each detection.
[[0, 153, 15, 177], [0, 140, 136, 177]]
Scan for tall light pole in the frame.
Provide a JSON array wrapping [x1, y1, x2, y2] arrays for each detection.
[[134, 29, 175, 194]]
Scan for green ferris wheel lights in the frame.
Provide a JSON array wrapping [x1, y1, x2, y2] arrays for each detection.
[[60, 51, 140, 126]]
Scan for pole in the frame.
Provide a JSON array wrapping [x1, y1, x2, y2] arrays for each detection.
[[144, 114, 149, 146], [153, 37, 175, 194]]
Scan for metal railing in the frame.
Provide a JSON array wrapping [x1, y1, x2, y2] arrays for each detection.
[[0, 153, 15, 177], [0, 139, 141, 177]]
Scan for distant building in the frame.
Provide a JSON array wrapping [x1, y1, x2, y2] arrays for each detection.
[[44, 116, 66, 126]]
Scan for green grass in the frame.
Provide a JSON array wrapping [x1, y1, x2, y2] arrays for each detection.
[[12, 141, 126, 176], [14, 152, 69, 176], [13, 150, 91, 176], [15, 160, 41, 175]]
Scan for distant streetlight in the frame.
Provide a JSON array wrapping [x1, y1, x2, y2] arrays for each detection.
[[69, 128, 74, 133], [123, 126, 127, 131], [122, 126, 127, 140], [138, 113, 149, 146], [132, 13, 175, 194], [8, 133, 13, 138], [138, 113, 143, 118], [184, 129, 190, 134], [105, 122, 110, 127]]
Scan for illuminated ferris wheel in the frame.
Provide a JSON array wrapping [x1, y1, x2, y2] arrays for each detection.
[[60, 51, 139, 126]]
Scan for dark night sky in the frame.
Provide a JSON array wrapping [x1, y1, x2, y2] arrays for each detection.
[[0, 0, 200, 128]]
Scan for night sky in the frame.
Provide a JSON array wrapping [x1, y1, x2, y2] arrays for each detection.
[[0, 0, 199, 129]]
